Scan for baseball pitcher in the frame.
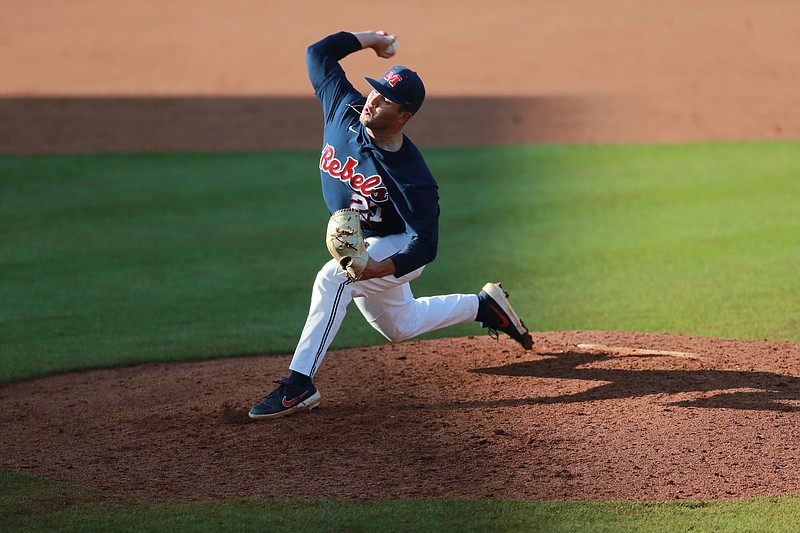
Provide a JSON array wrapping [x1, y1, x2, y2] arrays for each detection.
[[249, 30, 532, 419]]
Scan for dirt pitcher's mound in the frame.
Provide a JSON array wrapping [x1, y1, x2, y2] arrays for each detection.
[[2, 331, 799, 501]]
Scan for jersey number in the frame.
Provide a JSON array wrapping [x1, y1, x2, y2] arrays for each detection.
[[350, 193, 383, 222]]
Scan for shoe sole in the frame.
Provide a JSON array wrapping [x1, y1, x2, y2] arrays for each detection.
[[482, 282, 533, 350], [248, 391, 322, 420]]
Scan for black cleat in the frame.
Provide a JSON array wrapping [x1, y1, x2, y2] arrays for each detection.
[[478, 282, 533, 350], [249, 376, 321, 420]]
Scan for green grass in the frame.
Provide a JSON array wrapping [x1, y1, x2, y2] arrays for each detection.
[[2, 142, 798, 383], [1, 151, 328, 381], [2, 141, 800, 531], [3, 471, 800, 533]]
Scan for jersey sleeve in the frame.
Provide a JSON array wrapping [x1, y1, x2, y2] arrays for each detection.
[[306, 32, 363, 122], [389, 183, 440, 277], [373, 145, 441, 277]]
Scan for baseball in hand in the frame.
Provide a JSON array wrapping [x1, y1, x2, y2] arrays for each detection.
[[384, 37, 398, 56]]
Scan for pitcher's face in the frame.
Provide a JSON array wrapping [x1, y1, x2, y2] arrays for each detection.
[[359, 90, 408, 130]]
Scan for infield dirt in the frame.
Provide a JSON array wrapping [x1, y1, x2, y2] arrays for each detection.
[[2, 0, 799, 502], [3, 332, 800, 501]]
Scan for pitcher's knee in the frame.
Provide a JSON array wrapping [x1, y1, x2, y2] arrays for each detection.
[[315, 260, 344, 285], [369, 321, 414, 343], [310, 261, 352, 300]]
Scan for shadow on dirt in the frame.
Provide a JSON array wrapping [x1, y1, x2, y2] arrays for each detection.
[[468, 351, 800, 412], [0, 95, 597, 154]]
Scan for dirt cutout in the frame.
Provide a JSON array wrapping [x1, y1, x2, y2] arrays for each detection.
[[2, 332, 800, 501], [2, 1, 799, 152]]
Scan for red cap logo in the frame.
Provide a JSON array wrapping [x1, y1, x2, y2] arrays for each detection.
[[383, 70, 403, 87]]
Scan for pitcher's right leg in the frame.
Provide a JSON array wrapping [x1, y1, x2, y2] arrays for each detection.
[[288, 260, 355, 378]]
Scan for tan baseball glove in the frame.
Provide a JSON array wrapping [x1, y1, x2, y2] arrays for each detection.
[[326, 208, 370, 281]]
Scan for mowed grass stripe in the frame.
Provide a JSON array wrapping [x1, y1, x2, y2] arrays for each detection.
[[1, 141, 798, 382]]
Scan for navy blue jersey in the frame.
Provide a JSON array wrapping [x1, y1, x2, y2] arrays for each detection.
[[307, 32, 439, 278]]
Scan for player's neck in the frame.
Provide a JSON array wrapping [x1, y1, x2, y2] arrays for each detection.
[[366, 127, 404, 152]]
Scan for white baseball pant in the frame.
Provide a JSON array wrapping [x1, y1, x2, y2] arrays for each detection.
[[289, 233, 479, 377]]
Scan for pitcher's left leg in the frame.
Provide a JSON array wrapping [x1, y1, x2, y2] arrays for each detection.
[[354, 284, 479, 342]]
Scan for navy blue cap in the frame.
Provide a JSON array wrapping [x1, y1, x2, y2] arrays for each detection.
[[365, 66, 426, 114]]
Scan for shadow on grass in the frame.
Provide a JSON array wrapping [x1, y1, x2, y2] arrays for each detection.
[[466, 351, 800, 412]]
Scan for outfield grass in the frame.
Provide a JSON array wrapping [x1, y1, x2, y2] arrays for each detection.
[[2, 142, 798, 383], [2, 141, 799, 531], [2, 470, 800, 533]]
